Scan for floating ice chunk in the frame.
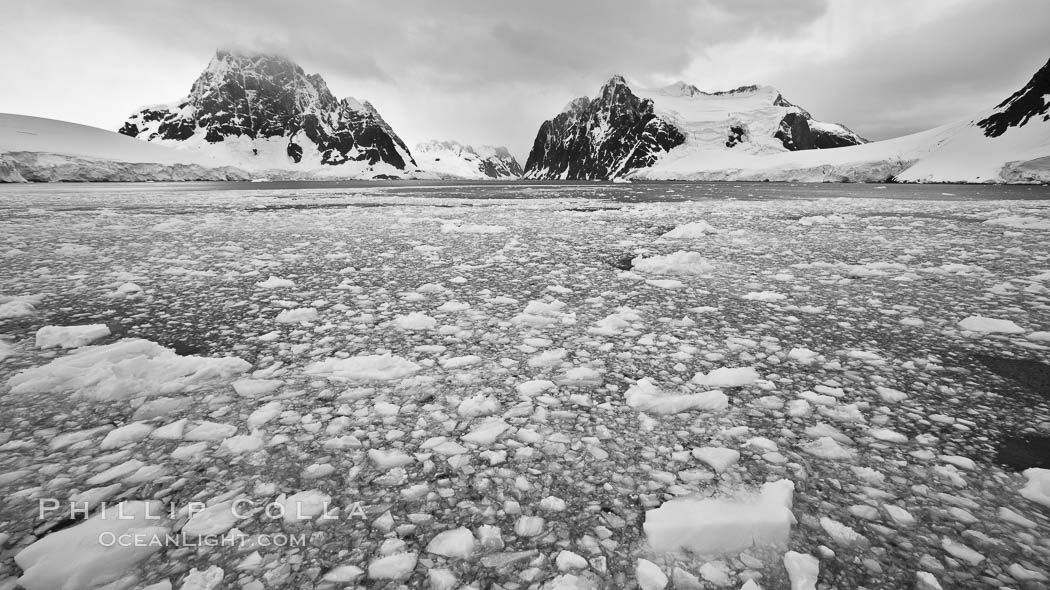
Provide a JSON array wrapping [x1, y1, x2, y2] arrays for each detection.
[[646, 279, 686, 289], [984, 215, 1050, 230], [6, 339, 250, 400], [392, 312, 437, 330], [427, 569, 458, 590], [643, 480, 795, 555], [692, 447, 741, 473], [435, 300, 470, 312], [884, 505, 916, 525], [256, 276, 295, 289], [633, 251, 715, 276], [426, 527, 476, 558], [232, 379, 283, 397], [625, 378, 728, 414], [35, 324, 110, 349], [516, 380, 556, 396], [1020, 468, 1050, 507], [461, 419, 512, 446], [691, 367, 760, 388], [783, 551, 819, 590], [801, 437, 854, 460], [183, 501, 238, 537], [441, 222, 506, 234], [367, 552, 417, 580], [221, 433, 265, 454], [151, 419, 187, 440], [515, 300, 574, 326], [515, 516, 545, 537], [798, 215, 844, 226], [555, 550, 589, 572], [940, 537, 984, 565], [999, 507, 1037, 528], [100, 422, 155, 450], [0, 299, 37, 318], [458, 394, 499, 417], [916, 572, 943, 590], [440, 355, 482, 369], [799, 391, 837, 406], [185, 422, 237, 441], [636, 559, 668, 590], [323, 565, 364, 583], [275, 308, 318, 323], [697, 562, 730, 586], [957, 316, 1025, 334], [171, 442, 208, 461], [741, 291, 786, 302], [369, 449, 414, 469], [15, 501, 169, 590], [1007, 563, 1049, 582], [86, 459, 146, 485], [304, 354, 421, 381], [820, 517, 865, 545], [247, 401, 283, 429], [556, 366, 603, 386], [868, 428, 908, 443], [589, 307, 643, 335], [662, 221, 720, 238], [939, 455, 976, 470], [274, 490, 332, 524], [787, 348, 819, 364], [875, 386, 908, 402]]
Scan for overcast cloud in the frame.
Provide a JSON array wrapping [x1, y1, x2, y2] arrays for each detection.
[[2, 0, 1047, 161]]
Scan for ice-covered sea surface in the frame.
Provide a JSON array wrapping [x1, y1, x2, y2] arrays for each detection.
[[1, 180, 1050, 590]]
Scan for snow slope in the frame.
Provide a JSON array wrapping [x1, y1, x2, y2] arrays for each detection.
[[0, 114, 248, 182], [637, 83, 864, 156], [636, 59, 1050, 183], [414, 140, 523, 179]]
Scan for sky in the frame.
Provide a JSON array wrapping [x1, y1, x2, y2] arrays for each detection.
[[2, 0, 1048, 163]]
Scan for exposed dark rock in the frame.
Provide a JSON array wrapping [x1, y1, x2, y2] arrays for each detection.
[[119, 51, 414, 170], [978, 57, 1050, 138], [524, 76, 685, 180], [726, 124, 749, 148], [287, 142, 303, 163], [775, 112, 815, 150], [775, 92, 866, 149], [812, 124, 868, 148]]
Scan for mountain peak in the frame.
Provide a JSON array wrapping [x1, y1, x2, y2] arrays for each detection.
[[118, 50, 415, 173], [414, 139, 523, 179], [978, 56, 1050, 138], [660, 81, 705, 97]]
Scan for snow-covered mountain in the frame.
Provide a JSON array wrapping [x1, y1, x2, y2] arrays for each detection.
[[636, 56, 1050, 183], [118, 51, 418, 178], [523, 76, 686, 180], [414, 140, 523, 179], [523, 76, 864, 180], [0, 114, 249, 182]]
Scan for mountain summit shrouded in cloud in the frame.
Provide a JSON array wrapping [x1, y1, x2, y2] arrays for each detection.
[[118, 51, 417, 177]]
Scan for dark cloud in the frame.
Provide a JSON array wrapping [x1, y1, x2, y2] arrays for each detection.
[[762, 0, 1050, 139], [1, 0, 1045, 160]]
